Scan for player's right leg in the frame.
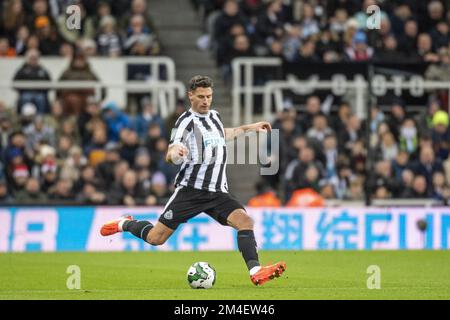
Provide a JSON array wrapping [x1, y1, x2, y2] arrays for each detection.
[[100, 215, 174, 245], [100, 186, 204, 245]]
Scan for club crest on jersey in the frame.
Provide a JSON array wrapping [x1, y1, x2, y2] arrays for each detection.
[[164, 210, 173, 220]]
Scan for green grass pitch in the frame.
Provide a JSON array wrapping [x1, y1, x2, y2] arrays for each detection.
[[0, 250, 449, 300]]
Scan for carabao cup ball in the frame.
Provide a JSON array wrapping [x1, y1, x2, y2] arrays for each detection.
[[187, 262, 216, 289]]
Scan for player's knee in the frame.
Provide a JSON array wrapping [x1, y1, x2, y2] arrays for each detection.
[[146, 235, 166, 246], [236, 212, 254, 230]]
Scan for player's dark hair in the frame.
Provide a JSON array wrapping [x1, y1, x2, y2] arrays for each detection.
[[189, 75, 213, 91]]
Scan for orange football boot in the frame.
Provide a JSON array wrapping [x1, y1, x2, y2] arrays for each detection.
[[100, 215, 133, 236], [250, 262, 286, 286]]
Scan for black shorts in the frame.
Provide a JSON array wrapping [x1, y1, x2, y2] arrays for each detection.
[[159, 186, 246, 230]]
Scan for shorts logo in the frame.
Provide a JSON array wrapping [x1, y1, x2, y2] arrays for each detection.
[[164, 210, 173, 220]]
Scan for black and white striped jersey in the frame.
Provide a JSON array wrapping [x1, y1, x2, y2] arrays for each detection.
[[169, 108, 228, 193]]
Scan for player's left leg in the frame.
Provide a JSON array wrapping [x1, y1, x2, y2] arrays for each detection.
[[227, 209, 286, 286], [226, 209, 260, 272]]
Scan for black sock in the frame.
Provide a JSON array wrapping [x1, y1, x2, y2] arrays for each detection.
[[237, 230, 260, 270], [122, 220, 153, 242]]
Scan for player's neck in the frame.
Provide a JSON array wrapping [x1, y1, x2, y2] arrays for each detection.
[[189, 107, 210, 117]]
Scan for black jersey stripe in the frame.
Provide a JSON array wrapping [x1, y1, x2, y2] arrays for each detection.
[[209, 113, 224, 137], [201, 147, 217, 190], [174, 111, 192, 128], [215, 145, 227, 191], [199, 117, 212, 131], [175, 163, 189, 186], [188, 164, 202, 187]]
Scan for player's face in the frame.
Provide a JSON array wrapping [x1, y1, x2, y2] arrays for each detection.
[[189, 87, 213, 114]]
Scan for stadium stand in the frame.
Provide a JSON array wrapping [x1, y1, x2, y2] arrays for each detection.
[[0, 0, 449, 206]]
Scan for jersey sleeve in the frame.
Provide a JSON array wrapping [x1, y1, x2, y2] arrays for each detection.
[[169, 116, 193, 147]]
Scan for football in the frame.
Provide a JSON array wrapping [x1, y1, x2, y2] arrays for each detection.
[[187, 262, 216, 289]]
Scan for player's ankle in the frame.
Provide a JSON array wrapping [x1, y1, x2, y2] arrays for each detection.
[[249, 266, 261, 276]]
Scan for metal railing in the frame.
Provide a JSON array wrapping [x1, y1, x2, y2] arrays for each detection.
[[232, 57, 450, 125], [0, 56, 186, 118]]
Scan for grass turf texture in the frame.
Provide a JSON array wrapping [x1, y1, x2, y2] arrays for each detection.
[[0, 250, 449, 300]]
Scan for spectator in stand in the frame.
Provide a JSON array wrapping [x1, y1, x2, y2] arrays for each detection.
[[398, 18, 418, 58], [59, 145, 87, 183], [374, 34, 406, 63], [369, 160, 402, 197], [96, 15, 122, 57], [10, 163, 29, 195], [150, 171, 170, 205], [109, 169, 147, 205], [398, 118, 419, 159], [426, 47, 450, 82], [255, 0, 284, 45], [431, 171, 450, 201], [307, 114, 334, 143], [401, 175, 432, 198], [58, 52, 100, 115], [416, 99, 441, 136], [338, 114, 362, 156], [15, 177, 47, 204], [387, 98, 407, 138], [284, 146, 324, 200], [13, 49, 51, 114], [376, 131, 399, 162], [76, 183, 107, 205], [44, 99, 65, 136], [84, 125, 107, 168], [431, 110, 450, 161], [133, 97, 167, 140], [35, 15, 62, 55], [430, 20, 450, 51], [410, 33, 440, 63], [214, 0, 249, 59], [247, 180, 281, 207], [14, 25, 30, 56], [95, 142, 120, 190], [344, 30, 374, 62], [119, 128, 140, 167], [2, 0, 26, 43], [122, 0, 158, 35], [411, 146, 444, 192], [26, 0, 55, 31], [124, 14, 160, 56], [73, 164, 101, 195], [133, 147, 153, 193], [282, 23, 302, 62], [77, 96, 105, 148], [102, 101, 130, 143], [423, 1, 446, 33], [299, 2, 320, 40], [48, 178, 75, 203], [294, 37, 320, 62], [298, 95, 322, 132]]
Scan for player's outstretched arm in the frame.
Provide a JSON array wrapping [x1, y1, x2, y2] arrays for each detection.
[[166, 144, 189, 164], [224, 121, 272, 141]]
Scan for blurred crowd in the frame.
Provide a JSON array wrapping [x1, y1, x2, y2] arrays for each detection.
[[248, 95, 450, 205], [1, 0, 450, 206], [195, 0, 450, 78], [0, 91, 188, 205], [0, 0, 160, 59]]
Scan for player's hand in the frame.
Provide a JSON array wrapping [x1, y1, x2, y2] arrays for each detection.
[[169, 144, 189, 164], [254, 121, 272, 133]]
